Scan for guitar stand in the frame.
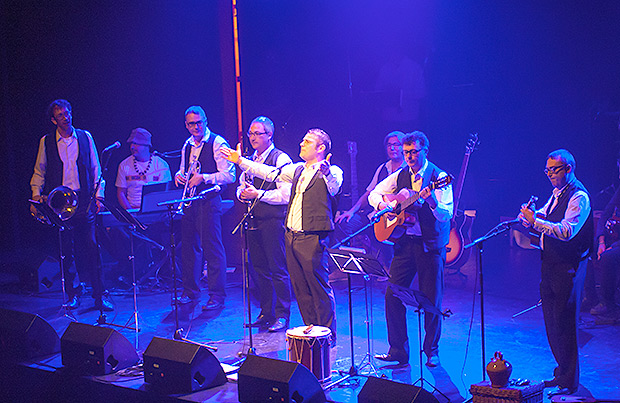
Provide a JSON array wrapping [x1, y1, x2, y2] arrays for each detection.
[[390, 283, 451, 402], [323, 245, 388, 390]]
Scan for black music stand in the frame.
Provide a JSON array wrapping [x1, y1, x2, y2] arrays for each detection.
[[96, 200, 145, 348], [157, 193, 217, 353], [389, 283, 450, 402], [324, 246, 388, 389], [29, 199, 76, 322]]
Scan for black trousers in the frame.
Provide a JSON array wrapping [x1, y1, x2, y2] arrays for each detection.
[[385, 235, 444, 360], [596, 241, 620, 306], [284, 230, 336, 337], [62, 210, 104, 299], [540, 258, 586, 389], [180, 198, 227, 301], [248, 217, 291, 320]]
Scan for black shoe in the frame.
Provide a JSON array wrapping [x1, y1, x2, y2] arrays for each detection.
[[251, 314, 275, 327], [268, 318, 288, 332], [66, 295, 81, 310], [202, 298, 224, 311], [94, 296, 114, 312], [426, 354, 440, 367], [374, 353, 408, 365], [543, 378, 560, 388], [174, 295, 199, 305], [547, 386, 577, 397]]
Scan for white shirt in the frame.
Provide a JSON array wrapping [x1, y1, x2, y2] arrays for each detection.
[[176, 128, 236, 186], [368, 160, 453, 236], [115, 155, 172, 209], [236, 144, 292, 206], [238, 157, 343, 231], [31, 127, 105, 198], [533, 180, 591, 249]]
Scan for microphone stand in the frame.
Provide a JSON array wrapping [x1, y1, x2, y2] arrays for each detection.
[[158, 193, 218, 352], [464, 219, 520, 381], [231, 166, 281, 358]]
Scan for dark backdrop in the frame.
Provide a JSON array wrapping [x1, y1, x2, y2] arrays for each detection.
[[2, 1, 619, 264]]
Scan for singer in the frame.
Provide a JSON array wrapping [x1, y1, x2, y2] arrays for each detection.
[[174, 106, 235, 310], [221, 128, 342, 340], [30, 99, 113, 311], [368, 131, 453, 367]]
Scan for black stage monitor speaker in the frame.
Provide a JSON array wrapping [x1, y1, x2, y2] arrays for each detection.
[[143, 336, 227, 394], [238, 354, 326, 403], [60, 322, 138, 375], [358, 376, 440, 403], [0, 308, 60, 362]]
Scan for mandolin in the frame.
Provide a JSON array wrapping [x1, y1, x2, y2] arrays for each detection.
[[374, 175, 453, 243]]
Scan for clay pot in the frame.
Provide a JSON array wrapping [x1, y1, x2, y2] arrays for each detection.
[[486, 351, 512, 388]]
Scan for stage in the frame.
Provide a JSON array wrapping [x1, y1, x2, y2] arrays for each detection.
[[0, 233, 618, 402]]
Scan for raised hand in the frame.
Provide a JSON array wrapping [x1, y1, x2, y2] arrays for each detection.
[[318, 153, 332, 176], [221, 143, 242, 164]]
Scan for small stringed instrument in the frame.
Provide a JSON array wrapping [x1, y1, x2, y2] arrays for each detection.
[[446, 133, 479, 268], [374, 175, 453, 243], [523, 195, 542, 249]]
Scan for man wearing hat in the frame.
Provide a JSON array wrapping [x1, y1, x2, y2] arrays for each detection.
[[116, 128, 171, 209]]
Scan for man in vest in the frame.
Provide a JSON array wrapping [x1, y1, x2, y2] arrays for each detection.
[[237, 116, 292, 332], [520, 149, 592, 396], [174, 106, 235, 310], [30, 99, 113, 311], [221, 128, 343, 339], [369, 131, 453, 367]]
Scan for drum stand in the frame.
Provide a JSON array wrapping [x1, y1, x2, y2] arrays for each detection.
[[95, 202, 144, 348], [324, 245, 388, 389], [389, 283, 450, 402], [30, 199, 77, 322]]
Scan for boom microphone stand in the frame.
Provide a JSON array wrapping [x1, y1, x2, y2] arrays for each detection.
[[464, 219, 520, 380]]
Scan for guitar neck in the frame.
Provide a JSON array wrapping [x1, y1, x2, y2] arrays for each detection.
[[453, 153, 471, 213]]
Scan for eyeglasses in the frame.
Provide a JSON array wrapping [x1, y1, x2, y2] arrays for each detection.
[[544, 165, 566, 175], [403, 148, 425, 156], [187, 120, 205, 128], [247, 131, 269, 137], [386, 143, 401, 149]]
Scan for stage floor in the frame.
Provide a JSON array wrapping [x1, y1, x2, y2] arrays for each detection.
[[1, 234, 619, 402]]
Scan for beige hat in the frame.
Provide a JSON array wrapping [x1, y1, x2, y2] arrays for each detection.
[[127, 128, 152, 146]]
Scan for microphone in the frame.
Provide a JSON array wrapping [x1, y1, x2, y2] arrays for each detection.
[[270, 161, 293, 179], [198, 185, 221, 197], [102, 141, 121, 153], [153, 150, 163, 157], [501, 218, 522, 226], [372, 205, 394, 221]]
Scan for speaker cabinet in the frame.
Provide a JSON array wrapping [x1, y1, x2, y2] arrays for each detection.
[[143, 336, 227, 394], [238, 355, 326, 403], [358, 376, 440, 403], [0, 308, 60, 362], [60, 322, 138, 375]]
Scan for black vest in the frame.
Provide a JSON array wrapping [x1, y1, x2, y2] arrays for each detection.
[[542, 179, 594, 265], [183, 133, 227, 195], [395, 161, 450, 251], [377, 162, 391, 184], [286, 165, 339, 232], [252, 148, 287, 220], [43, 129, 94, 206]]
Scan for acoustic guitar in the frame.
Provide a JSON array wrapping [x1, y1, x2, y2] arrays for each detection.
[[445, 133, 479, 268], [374, 175, 453, 243]]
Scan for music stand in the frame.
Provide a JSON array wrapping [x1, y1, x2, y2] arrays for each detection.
[[324, 246, 388, 389], [29, 199, 76, 321], [389, 283, 450, 402], [96, 200, 145, 348]]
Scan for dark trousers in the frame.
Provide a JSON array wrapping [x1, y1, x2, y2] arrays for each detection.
[[597, 242, 620, 306], [386, 235, 444, 360], [248, 218, 291, 320], [180, 198, 227, 301], [540, 259, 586, 389], [285, 230, 336, 336], [62, 211, 104, 299]]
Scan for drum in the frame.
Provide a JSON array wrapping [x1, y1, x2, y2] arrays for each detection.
[[286, 325, 332, 382]]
